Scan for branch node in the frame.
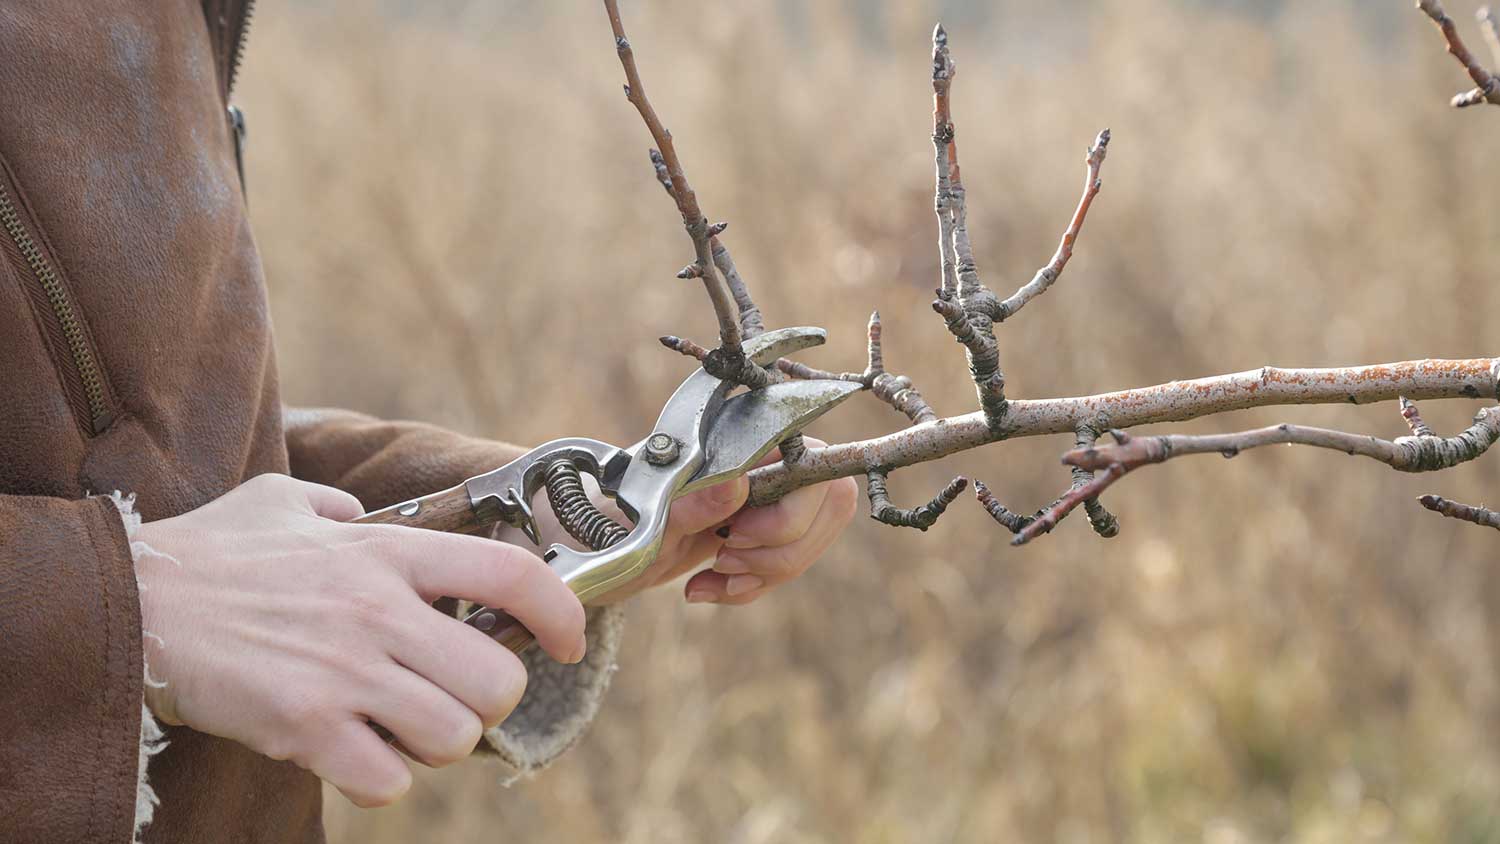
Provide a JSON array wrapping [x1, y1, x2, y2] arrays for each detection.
[[1400, 396, 1436, 437]]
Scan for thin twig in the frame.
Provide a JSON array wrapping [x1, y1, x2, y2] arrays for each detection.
[[1481, 6, 1500, 68], [1417, 0, 1500, 107], [1009, 408, 1500, 545], [996, 130, 1110, 321], [775, 311, 938, 424], [865, 311, 938, 424], [931, 24, 958, 301], [973, 480, 1037, 535], [603, 0, 743, 355], [1065, 409, 1500, 476], [660, 335, 710, 361], [1418, 493, 1500, 531]]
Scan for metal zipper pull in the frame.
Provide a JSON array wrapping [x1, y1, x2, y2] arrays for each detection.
[[228, 104, 248, 202]]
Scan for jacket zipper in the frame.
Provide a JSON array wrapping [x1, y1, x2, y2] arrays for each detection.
[[225, 0, 254, 99], [224, 0, 254, 197], [0, 170, 115, 434]]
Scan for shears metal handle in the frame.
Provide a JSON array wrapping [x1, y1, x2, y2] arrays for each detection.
[[353, 327, 861, 655]]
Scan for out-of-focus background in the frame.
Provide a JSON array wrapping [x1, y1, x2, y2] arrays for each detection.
[[240, 1, 1500, 841]]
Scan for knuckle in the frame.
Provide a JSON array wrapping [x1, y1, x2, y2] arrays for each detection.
[[278, 687, 341, 734], [260, 730, 297, 763], [351, 769, 412, 808], [479, 663, 528, 727], [426, 711, 485, 767], [833, 477, 859, 510], [242, 472, 285, 496], [344, 587, 398, 633], [759, 548, 801, 576]]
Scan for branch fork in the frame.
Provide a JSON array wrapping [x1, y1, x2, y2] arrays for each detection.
[[607, 2, 1500, 547]]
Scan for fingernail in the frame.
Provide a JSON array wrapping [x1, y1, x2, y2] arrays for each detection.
[[714, 525, 731, 539], [714, 554, 749, 574], [708, 477, 748, 505], [570, 635, 588, 664], [725, 574, 764, 596], [723, 532, 757, 550], [687, 589, 717, 604]]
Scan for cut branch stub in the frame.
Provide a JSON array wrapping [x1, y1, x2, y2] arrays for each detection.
[[1400, 396, 1436, 437]]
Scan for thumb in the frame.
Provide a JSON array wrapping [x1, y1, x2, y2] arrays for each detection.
[[667, 475, 749, 537], [291, 478, 367, 522]]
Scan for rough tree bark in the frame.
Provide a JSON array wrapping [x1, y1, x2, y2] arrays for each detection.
[[600, 0, 1500, 545]]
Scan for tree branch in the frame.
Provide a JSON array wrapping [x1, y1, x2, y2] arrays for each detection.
[[996, 130, 1110, 321], [1417, 0, 1500, 107], [620, 13, 1500, 553], [1419, 493, 1500, 531], [1481, 6, 1500, 67], [1007, 406, 1500, 545], [930, 25, 1006, 427], [603, 0, 745, 356], [866, 468, 967, 531], [747, 359, 1500, 506], [1068, 423, 1121, 539]]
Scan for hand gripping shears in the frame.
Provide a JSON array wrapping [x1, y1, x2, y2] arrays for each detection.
[[353, 327, 860, 654]]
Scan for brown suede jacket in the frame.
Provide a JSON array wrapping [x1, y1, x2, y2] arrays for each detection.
[[0, 3, 619, 842]]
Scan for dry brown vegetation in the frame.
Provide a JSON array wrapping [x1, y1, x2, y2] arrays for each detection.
[[240, 1, 1500, 841]]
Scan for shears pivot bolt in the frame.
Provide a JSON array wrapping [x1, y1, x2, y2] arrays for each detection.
[[643, 432, 680, 466]]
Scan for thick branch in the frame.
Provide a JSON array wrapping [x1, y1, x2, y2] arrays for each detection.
[[1419, 493, 1500, 531], [746, 358, 1500, 505], [604, 0, 743, 352], [1418, 0, 1500, 107]]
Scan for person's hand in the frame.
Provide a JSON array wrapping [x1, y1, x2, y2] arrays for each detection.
[[591, 437, 859, 605], [133, 473, 586, 808]]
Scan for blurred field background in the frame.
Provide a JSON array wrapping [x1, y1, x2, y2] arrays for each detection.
[[238, 1, 1500, 841]]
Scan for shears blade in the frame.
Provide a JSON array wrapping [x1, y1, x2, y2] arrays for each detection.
[[683, 378, 862, 495]]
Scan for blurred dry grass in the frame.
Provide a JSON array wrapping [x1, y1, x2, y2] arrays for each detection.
[[239, 1, 1500, 841]]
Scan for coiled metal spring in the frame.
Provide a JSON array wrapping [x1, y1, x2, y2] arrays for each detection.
[[543, 459, 629, 551]]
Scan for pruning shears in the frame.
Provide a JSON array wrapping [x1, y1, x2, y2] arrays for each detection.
[[353, 326, 860, 654]]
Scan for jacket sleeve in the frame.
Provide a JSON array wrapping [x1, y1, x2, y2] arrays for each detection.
[[282, 407, 623, 779], [0, 494, 145, 843]]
